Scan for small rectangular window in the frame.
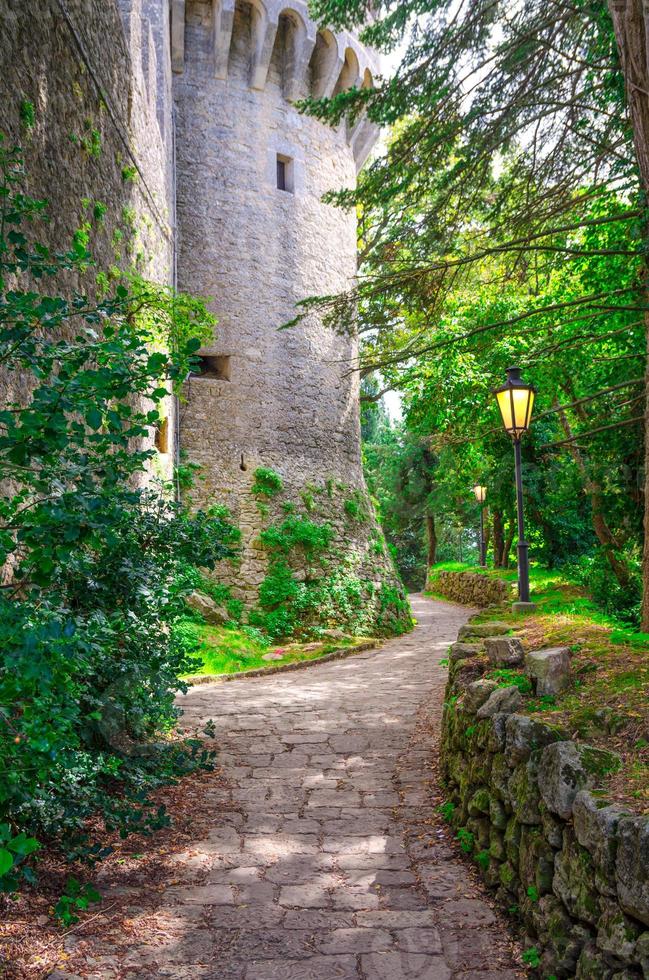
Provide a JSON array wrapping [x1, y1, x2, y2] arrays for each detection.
[[276, 154, 294, 193], [191, 354, 231, 381], [277, 157, 287, 191]]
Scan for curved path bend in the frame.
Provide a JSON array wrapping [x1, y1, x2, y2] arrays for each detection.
[[56, 596, 523, 979]]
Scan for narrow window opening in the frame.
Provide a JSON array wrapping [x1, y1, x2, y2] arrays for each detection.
[[240, 453, 247, 471], [191, 354, 231, 381], [154, 416, 169, 454], [276, 154, 294, 193]]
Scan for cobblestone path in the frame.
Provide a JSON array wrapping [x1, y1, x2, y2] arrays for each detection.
[[54, 596, 523, 980]]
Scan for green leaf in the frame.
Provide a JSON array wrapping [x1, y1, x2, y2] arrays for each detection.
[[0, 849, 14, 877], [86, 407, 102, 430]]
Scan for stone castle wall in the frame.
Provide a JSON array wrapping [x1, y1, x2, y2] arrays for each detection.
[[0, 0, 174, 284], [172, 0, 404, 611], [0, 0, 409, 627], [0, 0, 176, 475]]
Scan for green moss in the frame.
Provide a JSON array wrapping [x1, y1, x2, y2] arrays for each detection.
[[19, 100, 35, 129], [486, 668, 533, 694]]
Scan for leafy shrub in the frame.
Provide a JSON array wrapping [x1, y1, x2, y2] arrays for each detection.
[[54, 877, 101, 926], [567, 547, 642, 625], [0, 141, 238, 888], [251, 467, 283, 497], [436, 801, 455, 823], [456, 828, 474, 853]]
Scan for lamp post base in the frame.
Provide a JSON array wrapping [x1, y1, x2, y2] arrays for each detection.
[[512, 601, 537, 614]]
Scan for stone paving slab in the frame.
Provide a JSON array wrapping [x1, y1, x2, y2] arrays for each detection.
[[49, 595, 523, 979]]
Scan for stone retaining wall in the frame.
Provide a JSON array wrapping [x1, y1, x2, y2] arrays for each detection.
[[440, 614, 649, 977], [430, 570, 510, 608]]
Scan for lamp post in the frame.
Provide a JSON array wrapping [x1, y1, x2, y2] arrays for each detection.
[[493, 366, 536, 608], [473, 485, 487, 567]]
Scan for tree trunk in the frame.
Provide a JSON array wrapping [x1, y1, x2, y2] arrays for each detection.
[[493, 509, 505, 567], [502, 521, 515, 569], [425, 511, 437, 568], [554, 397, 632, 589], [608, 0, 649, 625]]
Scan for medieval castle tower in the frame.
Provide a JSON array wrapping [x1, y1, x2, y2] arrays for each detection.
[[1, 0, 407, 627]]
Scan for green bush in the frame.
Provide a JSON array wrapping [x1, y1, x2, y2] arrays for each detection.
[[0, 141, 238, 889], [251, 466, 283, 497], [567, 547, 642, 625]]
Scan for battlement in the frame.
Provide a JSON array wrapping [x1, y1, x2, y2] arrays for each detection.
[[171, 0, 379, 168]]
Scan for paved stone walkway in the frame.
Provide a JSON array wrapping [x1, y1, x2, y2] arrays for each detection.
[[54, 595, 523, 979]]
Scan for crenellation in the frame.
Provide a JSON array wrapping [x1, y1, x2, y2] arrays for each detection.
[[0, 0, 404, 631]]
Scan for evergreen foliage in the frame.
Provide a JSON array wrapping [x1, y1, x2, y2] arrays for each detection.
[[0, 143, 239, 890]]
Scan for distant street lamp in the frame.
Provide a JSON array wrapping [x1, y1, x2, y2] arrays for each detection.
[[494, 366, 536, 607], [473, 485, 487, 567]]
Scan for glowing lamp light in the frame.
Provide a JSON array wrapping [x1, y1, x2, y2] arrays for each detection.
[[473, 485, 487, 504], [494, 366, 536, 441], [493, 366, 537, 607]]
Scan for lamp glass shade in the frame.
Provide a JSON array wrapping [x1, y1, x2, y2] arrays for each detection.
[[473, 485, 487, 503], [494, 367, 535, 439]]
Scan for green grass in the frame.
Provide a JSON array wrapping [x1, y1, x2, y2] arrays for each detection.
[[180, 620, 372, 679], [428, 561, 642, 635]]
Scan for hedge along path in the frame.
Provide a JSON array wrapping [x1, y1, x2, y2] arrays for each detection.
[[50, 596, 523, 979]]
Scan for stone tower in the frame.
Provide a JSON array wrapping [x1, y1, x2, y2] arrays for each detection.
[[171, 0, 407, 626]]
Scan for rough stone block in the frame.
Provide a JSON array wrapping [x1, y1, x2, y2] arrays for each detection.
[[616, 815, 649, 927], [538, 741, 621, 820], [458, 621, 512, 641], [525, 646, 571, 695], [449, 641, 483, 664], [186, 590, 229, 625], [596, 900, 642, 964], [487, 713, 508, 752], [468, 787, 491, 816], [553, 831, 602, 926], [509, 755, 542, 824], [463, 679, 498, 713], [573, 791, 624, 897], [484, 636, 525, 666], [505, 714, 565, 764], [476, 685, 522, 718]]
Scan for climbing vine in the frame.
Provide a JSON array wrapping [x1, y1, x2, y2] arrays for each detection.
[[245, 469, 412, 640]]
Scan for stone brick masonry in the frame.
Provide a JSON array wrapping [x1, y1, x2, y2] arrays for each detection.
[[441, 611, 649, 977], [0, 0, 405, 621]]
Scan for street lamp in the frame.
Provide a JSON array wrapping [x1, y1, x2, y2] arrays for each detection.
[[473, 485, 487, 567], [494, 366, 536, 608]]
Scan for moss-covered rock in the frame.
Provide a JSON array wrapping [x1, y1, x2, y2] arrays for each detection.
[[505, 816, 522, 867], [489, 826, 506, 861], [553, 831, 603, 926], [573, 791, 625, 898], [576, 942, 618, 979], [468, 787, 491, 816], [509, 754, 542, 824], [499, 860, 517, 891], [490, 752, 511, 801], [616, 815, 649, 928], [489, 796, 508, 830], [505, 713, 566, 764], [596, 900, 642, 965]]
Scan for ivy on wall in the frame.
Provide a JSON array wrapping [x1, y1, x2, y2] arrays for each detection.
[[247, 468, 412, 641]]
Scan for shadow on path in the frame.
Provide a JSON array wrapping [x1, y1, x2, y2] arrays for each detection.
[[50, 595, 523, 980]]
